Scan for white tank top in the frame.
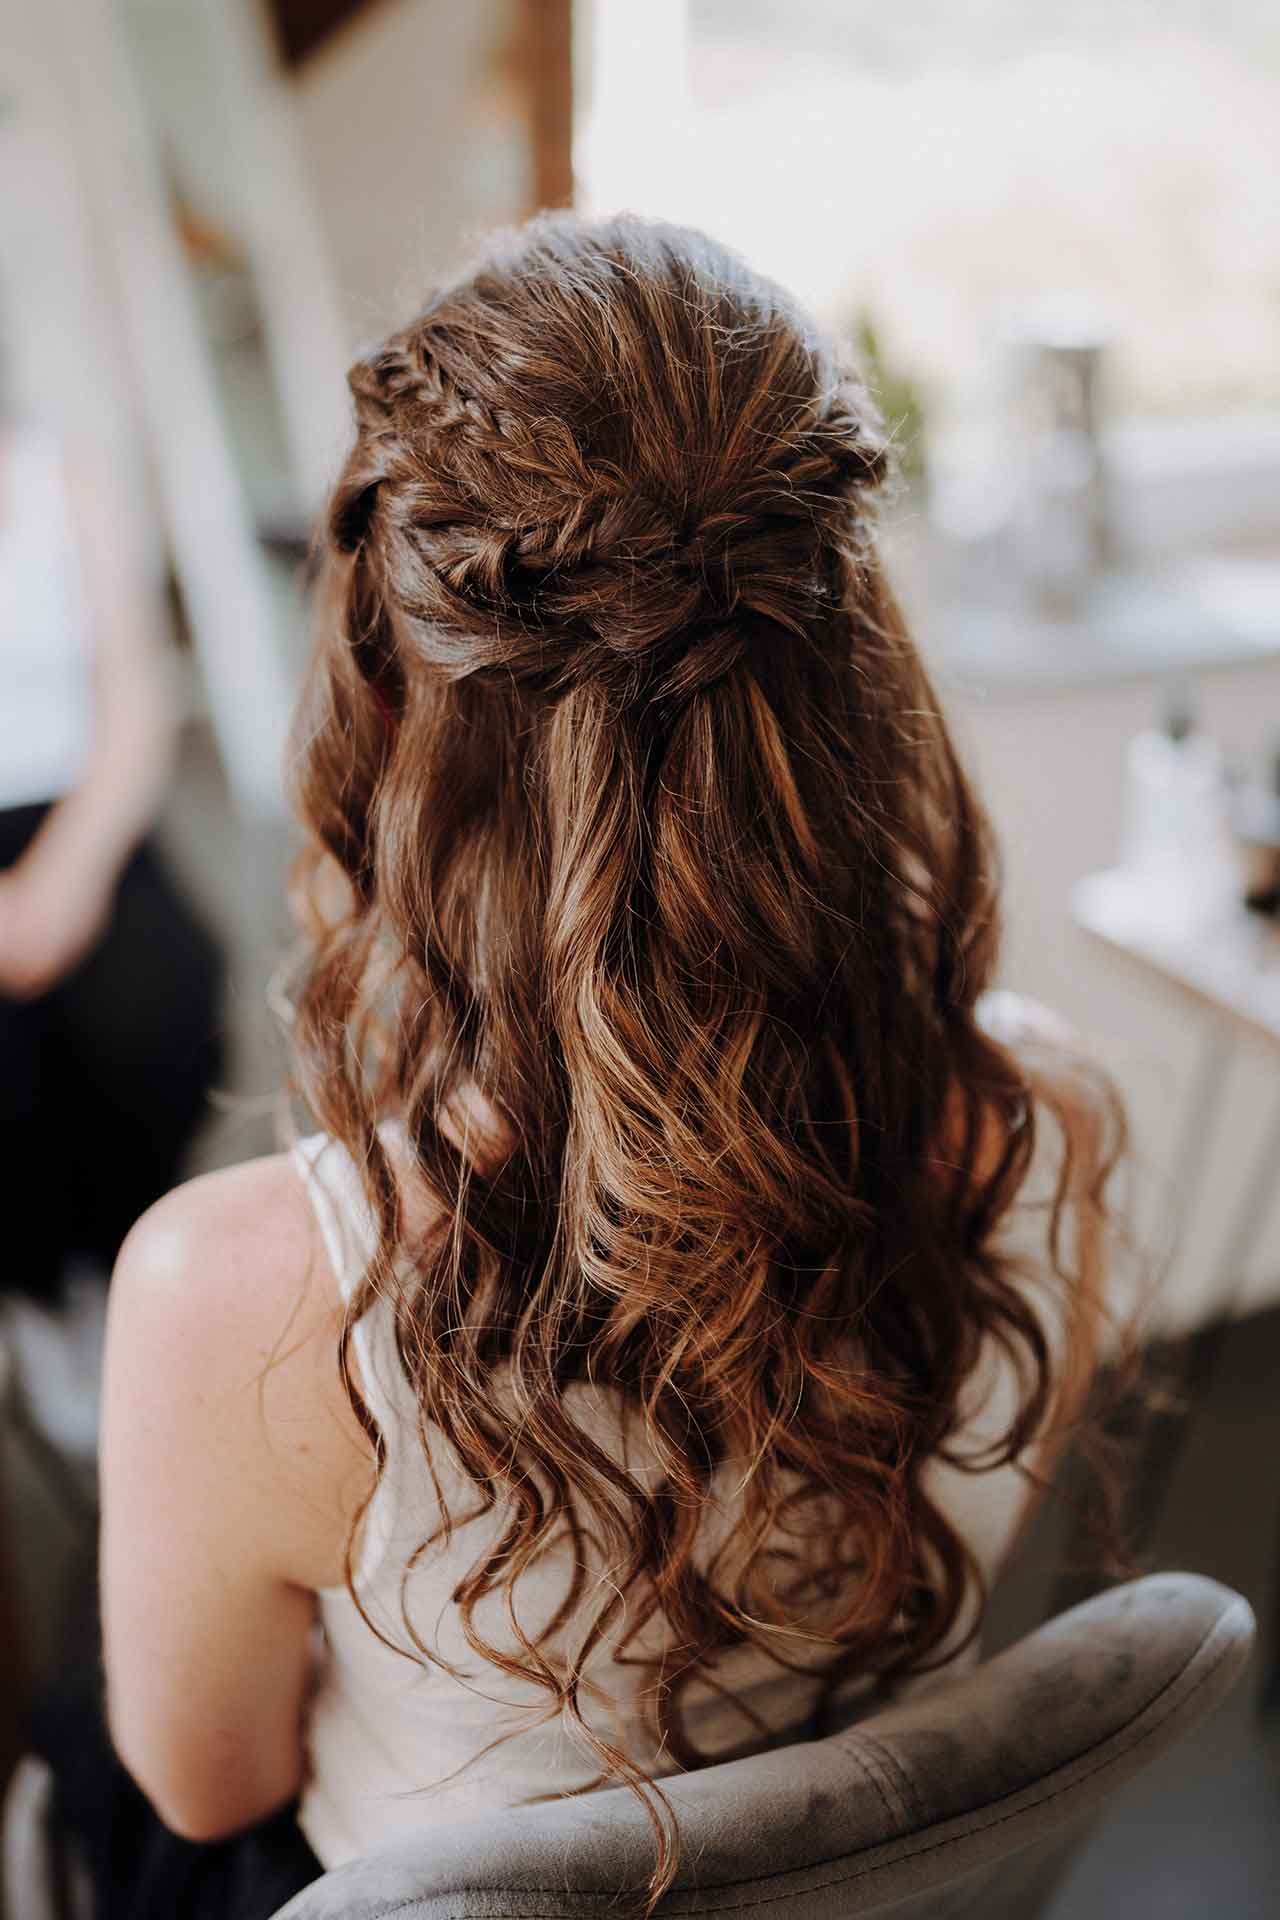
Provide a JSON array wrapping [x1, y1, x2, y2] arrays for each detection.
[[292, 1131, 1045, 1871], [0, 427, 93, 811]]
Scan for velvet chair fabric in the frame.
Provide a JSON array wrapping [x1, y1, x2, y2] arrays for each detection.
[[273, 1572, 1254, 1919]]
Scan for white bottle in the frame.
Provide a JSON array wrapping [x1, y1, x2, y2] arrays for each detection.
[[1120, 701, 1234, 928]]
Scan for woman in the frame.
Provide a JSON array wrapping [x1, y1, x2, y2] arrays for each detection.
[[0, 398, 224, 1385], [97, 214, 1121, 1918]]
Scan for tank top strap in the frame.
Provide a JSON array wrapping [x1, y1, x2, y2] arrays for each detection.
[[291, 1131, 380, 1306]]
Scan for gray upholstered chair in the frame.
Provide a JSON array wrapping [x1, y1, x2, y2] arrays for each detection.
[[272, 1572, 1253, 1920]]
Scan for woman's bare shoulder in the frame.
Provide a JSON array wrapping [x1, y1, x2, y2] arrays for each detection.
[[107, 1151, 373, 1590], [119, 1150, 316, 1279], [113, 1152, 348, 1379]]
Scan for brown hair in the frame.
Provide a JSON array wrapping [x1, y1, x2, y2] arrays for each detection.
[[288, 212, 1123, 1904]]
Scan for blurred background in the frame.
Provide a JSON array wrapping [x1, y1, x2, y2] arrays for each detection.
[[1, 2, 1277, 1912]]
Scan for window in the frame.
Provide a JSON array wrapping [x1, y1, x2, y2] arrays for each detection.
[[579, 1, 1280, 423]]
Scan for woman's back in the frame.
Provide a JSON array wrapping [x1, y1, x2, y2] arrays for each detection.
[[294, 1126, 1056, 1868]]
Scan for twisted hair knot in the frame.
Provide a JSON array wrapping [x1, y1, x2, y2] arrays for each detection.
[[330, 247, 889, 706]]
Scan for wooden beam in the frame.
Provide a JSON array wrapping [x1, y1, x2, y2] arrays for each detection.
[[523, 0, 574, 211], [47, 0, 294, 818]]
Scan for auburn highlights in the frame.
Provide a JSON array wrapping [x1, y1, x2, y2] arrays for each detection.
[[287, 213, 1123, 1905]]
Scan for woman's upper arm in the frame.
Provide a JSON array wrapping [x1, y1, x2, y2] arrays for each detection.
[[100, 1154, 371, 1841]]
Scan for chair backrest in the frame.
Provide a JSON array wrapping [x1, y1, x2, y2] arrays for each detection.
[[274, 1572, 1253, 1920]]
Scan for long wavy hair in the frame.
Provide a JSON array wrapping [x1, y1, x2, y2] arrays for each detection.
[[287, 212, 1124, 1905]]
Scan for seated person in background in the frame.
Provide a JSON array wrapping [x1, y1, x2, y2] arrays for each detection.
[[0, 387, 224, 1440], [93, 214, 1123, 1920]]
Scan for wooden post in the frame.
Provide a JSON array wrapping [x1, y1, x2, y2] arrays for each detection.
[[524, 0, 574, 212]]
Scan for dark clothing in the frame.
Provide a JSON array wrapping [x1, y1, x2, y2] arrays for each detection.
[[0, 800, 225, 1301]]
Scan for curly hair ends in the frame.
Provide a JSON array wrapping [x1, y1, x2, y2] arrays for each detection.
[[287, 211, 1128, 1910]]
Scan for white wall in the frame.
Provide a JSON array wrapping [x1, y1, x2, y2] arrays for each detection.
[[950, 656, 1280, 1332], [0, 0, 150, 549], [293, 0, 530, 344]]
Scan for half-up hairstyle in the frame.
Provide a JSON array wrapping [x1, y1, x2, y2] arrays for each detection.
[[288, 212, 1125, 1907]]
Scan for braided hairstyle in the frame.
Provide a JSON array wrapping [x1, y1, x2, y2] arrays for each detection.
[[289, 213, 1122, 1908]]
